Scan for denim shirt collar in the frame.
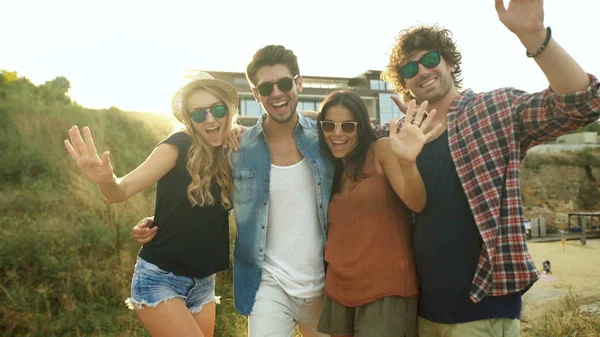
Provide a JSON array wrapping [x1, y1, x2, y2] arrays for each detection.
[[250, 112, 312, 137]]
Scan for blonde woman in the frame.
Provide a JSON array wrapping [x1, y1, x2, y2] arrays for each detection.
[[64, 72, 240, 337]]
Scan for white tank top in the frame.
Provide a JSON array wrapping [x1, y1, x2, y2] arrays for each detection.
[[262, 158, 325, 298]]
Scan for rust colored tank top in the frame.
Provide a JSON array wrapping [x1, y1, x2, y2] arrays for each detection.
[[323, 156, 419, 307]]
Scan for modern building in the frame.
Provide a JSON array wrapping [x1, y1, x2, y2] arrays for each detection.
[[185, 70, 405, 126]]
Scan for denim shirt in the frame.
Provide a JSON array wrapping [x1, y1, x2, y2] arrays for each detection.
[[231, 112, 334, 315]]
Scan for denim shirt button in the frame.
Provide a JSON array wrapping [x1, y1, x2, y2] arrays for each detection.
[[261, 226, 265, 229], [263, 202, 267, 206], [259, 249, 263, 252], [319, 204, 323, 208]]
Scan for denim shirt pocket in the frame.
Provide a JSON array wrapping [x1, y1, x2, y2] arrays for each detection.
[[232, 168, 254, 205]]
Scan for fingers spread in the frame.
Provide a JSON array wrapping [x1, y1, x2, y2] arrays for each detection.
[[412, 101, 429, 126], [420, 109, 437, 130], [82, 127, 99, 157], [70, 126, 88, 156], [100, 151, 111, 170], [64, 139, 79, 161]]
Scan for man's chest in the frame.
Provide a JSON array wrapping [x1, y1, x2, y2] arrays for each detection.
[[267, 138, 304, 166]]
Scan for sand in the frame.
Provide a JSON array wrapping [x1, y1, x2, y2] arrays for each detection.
[[522, 238, 600, 320]]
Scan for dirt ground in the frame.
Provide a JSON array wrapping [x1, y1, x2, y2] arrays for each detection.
[[522, 238, 600, 320]]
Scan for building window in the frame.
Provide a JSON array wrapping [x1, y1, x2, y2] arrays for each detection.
[[299, 100, 317, 112], [370, 79, 394, 91], [378, 93, 404, 122], [240, 98, 261, 116], [299, 99, 324, 112], [370, 80, 383, 90]]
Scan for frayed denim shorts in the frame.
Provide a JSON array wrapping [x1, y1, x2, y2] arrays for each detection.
[[125, 257, 216, 314]]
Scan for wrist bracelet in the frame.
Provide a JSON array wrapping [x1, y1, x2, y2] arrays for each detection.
[[526, 26, 552, 58]]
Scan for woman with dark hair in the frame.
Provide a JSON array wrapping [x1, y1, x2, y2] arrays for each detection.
[[315, 90, 441, 337]]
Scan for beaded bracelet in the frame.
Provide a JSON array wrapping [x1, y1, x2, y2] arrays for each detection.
[[526, 27, 552, 58]]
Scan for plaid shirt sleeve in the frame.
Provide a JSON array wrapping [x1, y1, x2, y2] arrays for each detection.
[[372, 122, 390, 138], [516, 74, 600, 153], [372, 115, 410, 139], [449, 75, 600, 303]]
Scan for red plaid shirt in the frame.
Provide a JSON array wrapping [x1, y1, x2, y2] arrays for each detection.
[[375, 74, 600, 302]]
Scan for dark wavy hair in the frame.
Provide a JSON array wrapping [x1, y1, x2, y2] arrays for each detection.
[[317, 90, 377, 193], [383, 24, 463, 102], [245, 45, 300, 87]]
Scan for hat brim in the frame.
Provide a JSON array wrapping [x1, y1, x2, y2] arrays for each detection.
[[172, 78, 239, 123]]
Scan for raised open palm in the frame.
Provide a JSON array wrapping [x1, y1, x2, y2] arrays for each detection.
[[495, 0, 545, 36], [64, 126, 115, 185], [389, 100, 443, 163]]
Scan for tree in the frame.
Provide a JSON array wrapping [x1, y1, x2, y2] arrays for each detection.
[[39, 76, 71, 104], [41, 76, 70, 94]]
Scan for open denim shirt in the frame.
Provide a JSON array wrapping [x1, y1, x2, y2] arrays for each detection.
[[231, 112, 335, 315]]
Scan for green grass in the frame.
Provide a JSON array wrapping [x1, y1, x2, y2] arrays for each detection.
[[0, 73, 245, 336], [521, 293, 600, 337]]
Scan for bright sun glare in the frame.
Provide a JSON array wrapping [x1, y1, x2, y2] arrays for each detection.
[[2, 0, 599, 115]]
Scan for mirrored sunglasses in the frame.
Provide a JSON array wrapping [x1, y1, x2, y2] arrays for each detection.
[[399, 51, 441, 79], [190, 104, 228, 123]]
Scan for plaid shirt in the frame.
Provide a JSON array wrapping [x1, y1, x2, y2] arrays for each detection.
[[375, 74, 600, 303]]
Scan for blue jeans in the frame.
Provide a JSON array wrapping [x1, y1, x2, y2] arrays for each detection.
[[125, 257, 216, 314]]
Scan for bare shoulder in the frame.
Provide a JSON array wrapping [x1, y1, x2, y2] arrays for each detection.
[[372, 137, 392, 161], [373, 137, 391, 154], [372, 138, 390, 174]]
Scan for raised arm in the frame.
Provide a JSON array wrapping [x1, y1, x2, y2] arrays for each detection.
[[493, 1, 600, 150], [375, 139, 426, 212], [64, 126, 178, 203], [375, 101, 443, 212], [495, 0, 590, 94]]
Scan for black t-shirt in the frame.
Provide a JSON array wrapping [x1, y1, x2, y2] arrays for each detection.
[[413, 130, 521, 323], [138, 132, 230, 278]]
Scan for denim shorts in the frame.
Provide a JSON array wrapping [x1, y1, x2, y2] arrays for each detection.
[[125, 257, 216, 314]]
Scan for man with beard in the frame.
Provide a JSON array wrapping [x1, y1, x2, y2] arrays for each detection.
[[375, 1, 600, 336]]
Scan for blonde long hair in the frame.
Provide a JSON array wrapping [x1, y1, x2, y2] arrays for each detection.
[[178, 84, 239, 209]]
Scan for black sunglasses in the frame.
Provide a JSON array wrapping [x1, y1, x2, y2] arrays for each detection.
[[190, 104, 227, 123], [320, 121, 358, 134], [255, 75, 299, 96], [399, 51, 441, 79]]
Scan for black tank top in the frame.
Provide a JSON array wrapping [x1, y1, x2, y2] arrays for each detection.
[[139, 132, 230, 278]]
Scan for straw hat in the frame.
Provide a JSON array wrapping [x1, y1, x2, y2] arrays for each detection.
[[171, 71, 239, 123]]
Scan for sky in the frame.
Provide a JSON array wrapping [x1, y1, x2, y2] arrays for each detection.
[[2, 0, 599, 115]]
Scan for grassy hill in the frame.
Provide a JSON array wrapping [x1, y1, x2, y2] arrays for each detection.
[[0, 73, 245, 336]]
